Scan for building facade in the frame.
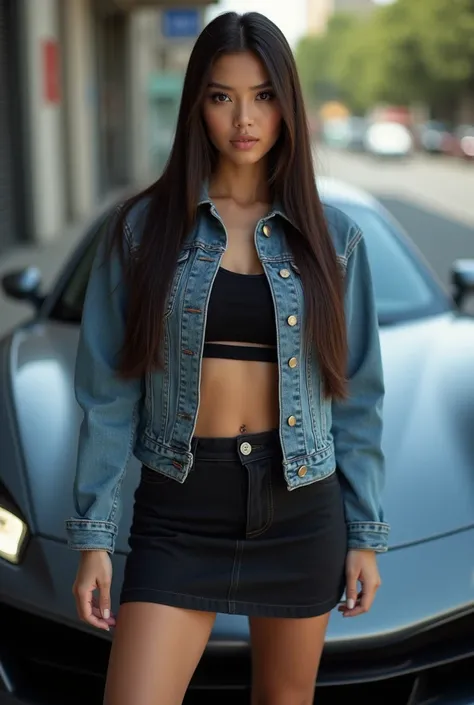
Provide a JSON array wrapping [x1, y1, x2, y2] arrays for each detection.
[[0, 0, 214, 249], [306, 0, 374, 36], [0, 0, 25, 254]]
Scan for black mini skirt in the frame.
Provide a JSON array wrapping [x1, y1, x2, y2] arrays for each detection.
[[120, 430, 347, 618]]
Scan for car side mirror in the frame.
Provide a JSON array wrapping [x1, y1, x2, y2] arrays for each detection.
[[1, 267, 44, 309], [451, 259, 474, 308]]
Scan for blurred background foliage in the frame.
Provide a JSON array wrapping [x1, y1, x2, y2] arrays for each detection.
[[296, 0, 474, 120]]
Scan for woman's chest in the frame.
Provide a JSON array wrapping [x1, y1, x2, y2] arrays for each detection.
[[212, 200, 269, 275]]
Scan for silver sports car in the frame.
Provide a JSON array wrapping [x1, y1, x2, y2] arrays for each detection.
[[1, 177, 474, 705]]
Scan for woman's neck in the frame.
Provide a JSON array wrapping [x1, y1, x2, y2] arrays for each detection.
[[209, 160, 270, 207]]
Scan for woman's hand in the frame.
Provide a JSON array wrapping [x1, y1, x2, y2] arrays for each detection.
[[338, 549, 381, 618], [73, 550, 116, 631]]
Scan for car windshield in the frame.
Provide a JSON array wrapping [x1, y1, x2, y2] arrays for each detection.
[[50, 201, 449, 326], [331, 201, 448, 323]]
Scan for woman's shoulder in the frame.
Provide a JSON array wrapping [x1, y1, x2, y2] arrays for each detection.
[[120, 194, 153, 246], [321, 202, 363, 261], [97, 194, 153, 259]]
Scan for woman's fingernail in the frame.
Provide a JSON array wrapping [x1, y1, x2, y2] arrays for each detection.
[[347, 598, 355, 610], [103, 609, 110, 620]]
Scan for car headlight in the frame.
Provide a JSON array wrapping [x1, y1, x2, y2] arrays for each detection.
[[0, 506, 28, 564]]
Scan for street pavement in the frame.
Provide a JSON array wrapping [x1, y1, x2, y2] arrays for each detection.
[[0, 150, 473, 337]]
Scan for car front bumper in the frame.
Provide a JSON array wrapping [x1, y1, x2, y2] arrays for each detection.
[[1, 529, 474, 704]]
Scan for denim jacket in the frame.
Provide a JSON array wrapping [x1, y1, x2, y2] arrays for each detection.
[[66, 188, 390, 554]]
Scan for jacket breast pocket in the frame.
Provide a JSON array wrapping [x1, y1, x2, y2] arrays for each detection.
[[164, 249, 191, 318]]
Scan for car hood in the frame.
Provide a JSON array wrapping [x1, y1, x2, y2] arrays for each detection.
[[3, 312, 474, 553], [378, 312, 474, 548]]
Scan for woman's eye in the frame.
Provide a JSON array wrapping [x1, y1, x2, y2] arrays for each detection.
[[211, 93, 230, 103], [257, 92, 274, 101]]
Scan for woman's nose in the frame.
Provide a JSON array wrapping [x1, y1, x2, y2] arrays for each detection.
[[233, 102, 254, 128]]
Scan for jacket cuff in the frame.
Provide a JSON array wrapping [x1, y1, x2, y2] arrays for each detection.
[[347, 521, 390, 553], [65, 519, 117, 554]]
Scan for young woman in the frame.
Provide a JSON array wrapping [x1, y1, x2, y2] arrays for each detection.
[[66, 11, 389, 705]]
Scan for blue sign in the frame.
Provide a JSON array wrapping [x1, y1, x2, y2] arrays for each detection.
[[162, 9, 200, 39]]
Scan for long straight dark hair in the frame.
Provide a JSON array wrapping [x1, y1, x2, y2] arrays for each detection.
[[110, 11, 347, 399]]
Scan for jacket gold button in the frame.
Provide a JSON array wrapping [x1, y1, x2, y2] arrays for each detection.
[[279, 268, 290, 278], [287, 315, 297, 326], [262, 224, 271, 237], [287, 415, 297, 426], [297, 465, 308, 477], [288, 357, 298, 368]]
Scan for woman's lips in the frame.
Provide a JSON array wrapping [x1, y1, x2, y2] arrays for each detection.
[[230, 138, 259, 151]]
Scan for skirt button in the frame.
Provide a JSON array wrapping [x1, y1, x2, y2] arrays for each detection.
[[240, 442, 252, 456]]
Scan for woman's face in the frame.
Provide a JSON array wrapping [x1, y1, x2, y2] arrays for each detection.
[[202, 51, 282, 167]]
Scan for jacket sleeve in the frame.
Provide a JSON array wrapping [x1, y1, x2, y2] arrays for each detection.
[[331, 228, 390, 552], [65, 212, 143, 553]]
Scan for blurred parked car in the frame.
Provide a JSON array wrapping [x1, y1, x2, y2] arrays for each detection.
[[344, 116, 368, 152], [364, 121, 415, 158], [321, 116, 368, 152], [451, 124, 474, 160], [416, 120, 454, 155], [1, 178, 474, 704], [321, 117, 353, 148]]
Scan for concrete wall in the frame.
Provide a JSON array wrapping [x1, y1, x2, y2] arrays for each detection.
[[22, 0, 66, 243], [128, 9, 157, 184], [62, 0, 96, 220]]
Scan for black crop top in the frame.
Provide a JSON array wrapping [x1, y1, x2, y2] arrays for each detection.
[[203, 267, 277, 363]]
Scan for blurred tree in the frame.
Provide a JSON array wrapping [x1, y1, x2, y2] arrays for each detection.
[[414, 0, 474, 85], [295, 13, 359, 107], [342, 0, 453, 113], [413, 0, 474, 118], [296, 0, 474, 121], [345, 2, 426, 106]]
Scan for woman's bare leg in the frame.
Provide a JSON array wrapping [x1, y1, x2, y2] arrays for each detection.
[[104, 603, 216, 705], [249, 613, 331, 705]]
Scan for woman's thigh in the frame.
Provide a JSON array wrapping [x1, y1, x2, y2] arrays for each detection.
[[104, 602, 216, 705], [249, 613, 331, 705]]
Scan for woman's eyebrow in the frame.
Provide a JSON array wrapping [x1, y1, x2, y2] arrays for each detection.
[[207, 81, 272, 90]]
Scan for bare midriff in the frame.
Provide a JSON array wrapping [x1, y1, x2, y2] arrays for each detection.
[[193, 195, 279, 437], [194, 343, 279, 437]]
